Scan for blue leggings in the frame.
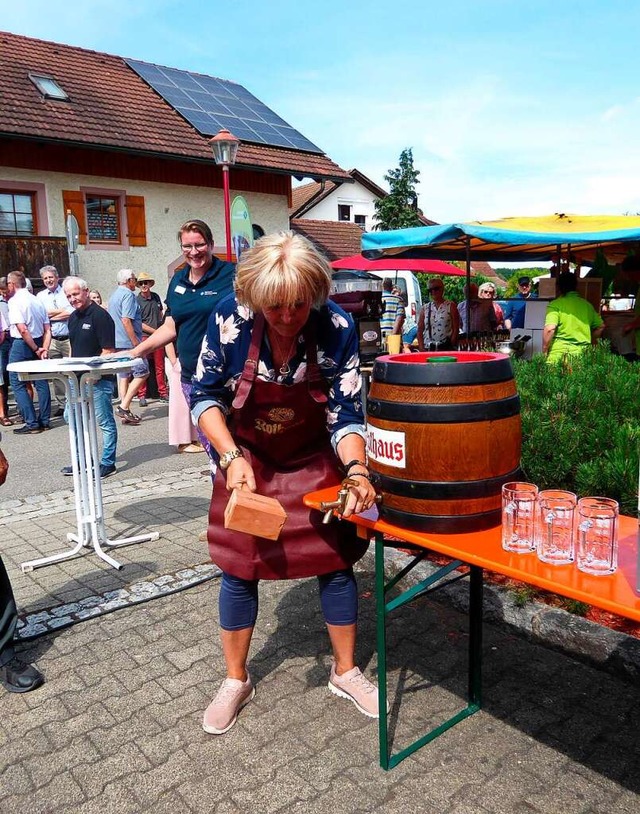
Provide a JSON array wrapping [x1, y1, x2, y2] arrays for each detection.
[[219, 568, 358, 631]]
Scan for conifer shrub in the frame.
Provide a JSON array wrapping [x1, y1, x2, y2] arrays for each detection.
[[513, 345, 640, 516]]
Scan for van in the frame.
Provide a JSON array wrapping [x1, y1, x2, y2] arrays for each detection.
[[367, 270, 423, 324]]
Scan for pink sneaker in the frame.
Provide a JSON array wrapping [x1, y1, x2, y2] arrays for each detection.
[[328, 663, 380, 718], [202, 674, 255, 734]]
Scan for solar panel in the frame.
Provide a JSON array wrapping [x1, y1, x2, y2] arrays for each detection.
[[126, 58, 323, 154]]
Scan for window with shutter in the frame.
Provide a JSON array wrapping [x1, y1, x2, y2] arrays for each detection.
[[64, 188, 146, 250]]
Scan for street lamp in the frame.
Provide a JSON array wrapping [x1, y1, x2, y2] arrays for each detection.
[[210, 128, 240, 262]]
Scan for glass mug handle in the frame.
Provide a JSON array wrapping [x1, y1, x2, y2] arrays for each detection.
[[578, 518, 592, 548], [545, 510, 556, 547]]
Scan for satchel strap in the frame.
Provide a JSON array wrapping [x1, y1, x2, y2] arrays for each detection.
[[231, 312, 263, 410]]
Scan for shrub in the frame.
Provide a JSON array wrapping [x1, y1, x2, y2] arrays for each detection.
[[513, 344, 640, 516]]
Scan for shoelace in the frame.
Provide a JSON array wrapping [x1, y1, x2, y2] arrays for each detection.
[[344, 669, 376, 695], [214, 679, 245, 704]]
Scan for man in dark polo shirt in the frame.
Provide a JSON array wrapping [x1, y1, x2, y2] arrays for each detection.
[[62, 276, 118, 479]]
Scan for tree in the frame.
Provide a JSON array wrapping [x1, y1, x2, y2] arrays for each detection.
[[374, 148, 422, 230]]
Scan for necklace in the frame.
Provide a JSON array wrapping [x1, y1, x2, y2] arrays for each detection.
[[270, 331, 298, 375]]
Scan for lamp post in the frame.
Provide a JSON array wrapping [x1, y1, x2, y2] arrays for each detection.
[[210, 128, 240, 262]]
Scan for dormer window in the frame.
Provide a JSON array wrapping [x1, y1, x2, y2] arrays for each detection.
[[28, 73, 69, 100]]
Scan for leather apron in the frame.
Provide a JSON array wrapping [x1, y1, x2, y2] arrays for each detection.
[[207, 313, 367, 581]]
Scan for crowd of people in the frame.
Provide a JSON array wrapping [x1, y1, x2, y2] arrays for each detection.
[[397, 272, 628, 363], [1, 236, 638, 716]]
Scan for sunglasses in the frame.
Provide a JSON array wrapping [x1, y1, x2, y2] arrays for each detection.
[[428, 287, 442, 292]]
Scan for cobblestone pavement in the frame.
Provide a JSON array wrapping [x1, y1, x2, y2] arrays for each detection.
[[1, 469, 638, 814]]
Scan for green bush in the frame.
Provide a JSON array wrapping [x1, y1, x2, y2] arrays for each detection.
[[513, 344, 640, 516]]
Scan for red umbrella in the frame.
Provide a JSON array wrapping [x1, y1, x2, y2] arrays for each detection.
[[330, 254, 465, 276]]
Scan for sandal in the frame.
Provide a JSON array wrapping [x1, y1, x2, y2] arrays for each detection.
[[0, 417, 13, 426], [121, 410, 141, 425]]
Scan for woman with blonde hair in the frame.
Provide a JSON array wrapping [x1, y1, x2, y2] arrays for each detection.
[[478, 281, 504, 330], [191, 231, 379, 735]]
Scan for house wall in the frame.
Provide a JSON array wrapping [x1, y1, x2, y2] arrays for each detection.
[[1, 165, 289, 298], [299, 179, 380, 231]]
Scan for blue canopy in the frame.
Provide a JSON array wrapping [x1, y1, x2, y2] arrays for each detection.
[[362, 214, 640, 263]]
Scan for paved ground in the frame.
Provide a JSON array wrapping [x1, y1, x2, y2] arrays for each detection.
[[0, 396, 203, 502], [1, 457, 638, 813]]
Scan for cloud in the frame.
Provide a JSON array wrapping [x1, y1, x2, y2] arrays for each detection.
[[273, 56, 640, 222]]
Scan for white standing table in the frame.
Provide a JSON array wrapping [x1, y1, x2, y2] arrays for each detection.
[[7, 358, 160, 571]]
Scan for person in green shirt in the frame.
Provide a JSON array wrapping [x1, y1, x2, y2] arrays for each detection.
[[543, 272, 604, 364]]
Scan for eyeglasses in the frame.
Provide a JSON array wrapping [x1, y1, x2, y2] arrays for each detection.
[[181, 242, 209, 253], [139, 281, 153, 286]]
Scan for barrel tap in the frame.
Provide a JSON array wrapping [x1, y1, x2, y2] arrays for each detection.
[[319, 478, 381, 524]]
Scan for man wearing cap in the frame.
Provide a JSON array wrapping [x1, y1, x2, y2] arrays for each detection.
[[503, 276, 537, 331], [136, 272, 168, 407]]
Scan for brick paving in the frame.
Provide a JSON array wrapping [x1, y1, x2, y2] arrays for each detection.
[[1, 469, 638, 813]]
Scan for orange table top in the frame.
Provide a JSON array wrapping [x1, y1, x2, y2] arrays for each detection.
[[303, 486, 640, 623]]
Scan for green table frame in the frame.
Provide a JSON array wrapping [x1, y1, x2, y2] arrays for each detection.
[[375, 535, 483, 770]]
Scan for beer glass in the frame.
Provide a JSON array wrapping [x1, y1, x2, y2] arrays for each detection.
[[577, 497, 619, 575], [502, 482, 538, 553], [536, 490, 577, 565]]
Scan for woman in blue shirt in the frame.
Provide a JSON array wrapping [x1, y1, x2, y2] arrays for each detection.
[[191, 231, 379, 735], [130, 219, 234, 453]]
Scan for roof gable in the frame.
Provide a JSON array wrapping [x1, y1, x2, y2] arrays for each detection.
[[290, 179, 339, 217], [290, 167, 438, 226]]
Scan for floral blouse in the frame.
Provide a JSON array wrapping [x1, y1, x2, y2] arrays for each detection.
[[190, 294, 366, 458]]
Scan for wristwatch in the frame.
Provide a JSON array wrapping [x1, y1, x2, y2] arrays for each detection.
[[219, 448, 244, 470]]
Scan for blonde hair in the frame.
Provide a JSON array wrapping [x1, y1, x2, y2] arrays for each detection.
[[234, 231, 331, 311], [478, 282, 496, 297]]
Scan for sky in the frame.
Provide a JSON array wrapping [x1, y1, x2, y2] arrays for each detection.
[[4, 0, 640, 225]]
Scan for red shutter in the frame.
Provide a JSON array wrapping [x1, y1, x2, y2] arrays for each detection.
[[125, 195, 147, 247], [62, 190, 87, 244]]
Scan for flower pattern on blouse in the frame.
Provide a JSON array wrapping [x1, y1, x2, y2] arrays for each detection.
[[191, 294, 365, 436]]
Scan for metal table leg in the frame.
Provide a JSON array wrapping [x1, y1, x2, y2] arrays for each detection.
[[20, 370, 159, 572], [375, 532, 483, 770]]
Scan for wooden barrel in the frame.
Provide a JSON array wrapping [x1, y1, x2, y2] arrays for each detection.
[[366, 351, 522, 533]]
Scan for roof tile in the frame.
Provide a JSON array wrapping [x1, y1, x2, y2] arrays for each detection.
[[290, 219, 365, 261]]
